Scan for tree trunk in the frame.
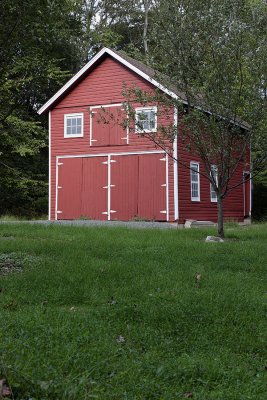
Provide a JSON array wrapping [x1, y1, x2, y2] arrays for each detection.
[[217, 195, 225, 238], [143, 0, 149, 55]]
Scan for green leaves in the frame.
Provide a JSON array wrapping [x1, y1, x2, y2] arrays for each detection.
[[0, 0, 88, 216]]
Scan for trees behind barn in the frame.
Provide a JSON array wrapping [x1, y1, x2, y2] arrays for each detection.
[[0, 0, 266, 222]]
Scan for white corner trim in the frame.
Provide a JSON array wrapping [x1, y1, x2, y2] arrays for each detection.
[[173, 107, 179, 220], [55, 158, 59, 220], [48, 111, 51, 220], [107, 155, 111, 221], [249, 144, 252, 216], [166, 154, 169, 221]]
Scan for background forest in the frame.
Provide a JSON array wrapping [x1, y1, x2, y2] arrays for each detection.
[[0, 0, 266, 219]]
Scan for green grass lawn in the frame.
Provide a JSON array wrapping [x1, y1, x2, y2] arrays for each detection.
[[0, 223, 266, 400]]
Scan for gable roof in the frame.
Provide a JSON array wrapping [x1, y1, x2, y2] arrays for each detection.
[[37, 47, 250, 130], [37, 47, 182, 115]]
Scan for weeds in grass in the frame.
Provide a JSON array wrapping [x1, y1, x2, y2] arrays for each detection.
[[0, 252, 40, 276]]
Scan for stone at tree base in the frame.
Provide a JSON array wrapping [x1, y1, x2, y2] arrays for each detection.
[[205, 236, 224, 242]]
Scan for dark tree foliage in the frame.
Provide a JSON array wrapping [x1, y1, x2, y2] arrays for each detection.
[[0, 0, 266, 220], [0, 0, 86, 216]]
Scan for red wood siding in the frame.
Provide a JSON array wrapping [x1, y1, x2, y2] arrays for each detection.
[[176, 120, 250, 223], [50, 56, 175, 221]]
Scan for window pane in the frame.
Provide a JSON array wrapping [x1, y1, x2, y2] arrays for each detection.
[[143, 120, 149, 130], [191, 163, 199, 199], [149, 112, 155, 129], [210, 165, 218, 201], [136, 109, 156, 131], [65, 115, 83, 136]]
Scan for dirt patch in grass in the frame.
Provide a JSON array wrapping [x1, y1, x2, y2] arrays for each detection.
[[0, 253, 40, 276]]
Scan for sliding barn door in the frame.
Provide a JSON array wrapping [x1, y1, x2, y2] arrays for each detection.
[[81, 157, 107, 220], [138, 154, 167, 221], [56, 153, 167, 221], [110, 155, 139, 220]]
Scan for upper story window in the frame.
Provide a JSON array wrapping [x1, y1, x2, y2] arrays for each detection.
[[135, 107, 157, 133], [190, 161, 200, 201], [210, 165, 218, 202], [64, 113, 83, 138]]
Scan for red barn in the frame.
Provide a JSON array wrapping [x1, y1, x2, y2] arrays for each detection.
[[38, 48, 251, 223]]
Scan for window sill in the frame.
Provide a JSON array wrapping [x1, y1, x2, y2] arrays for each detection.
[[135, 129, 157, 134], [64, 134, 84, 138]]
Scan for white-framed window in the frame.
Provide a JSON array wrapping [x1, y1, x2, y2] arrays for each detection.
[[64, 113, 83, 138], [210, 165, 218, 202], [135, 107, 157, 133], [190, 161, 200, 201]]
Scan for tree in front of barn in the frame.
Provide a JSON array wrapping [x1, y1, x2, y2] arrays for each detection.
[[118, 0, 267, 237]]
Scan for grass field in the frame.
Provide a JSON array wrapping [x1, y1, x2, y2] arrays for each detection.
[[0, 223, 266, 399]]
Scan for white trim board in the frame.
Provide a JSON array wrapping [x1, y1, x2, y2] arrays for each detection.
[[166, 154, 169, 221], [56, 150, 164, 160], [48, 111, 51, 220], [173, 107, 179, 220]]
